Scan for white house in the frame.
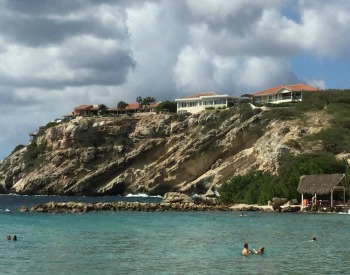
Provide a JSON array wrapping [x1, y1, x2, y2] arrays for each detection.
[[175, 92, 237, 114], [252, 84, 319, 104]]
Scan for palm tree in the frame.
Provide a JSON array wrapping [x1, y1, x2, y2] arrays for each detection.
[[136, 96, 143, 109], [142, 97, 156, 111]]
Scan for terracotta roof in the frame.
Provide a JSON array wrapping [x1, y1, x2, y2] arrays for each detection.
[[297, 174, 346, 195], [181, 92, 220, 99], [125, 102, 139, 110], [74, 105, 93, 110], [253, 84, 318, 96]]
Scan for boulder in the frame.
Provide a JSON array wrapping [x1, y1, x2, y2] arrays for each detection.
[[162, 192, 193, 203]]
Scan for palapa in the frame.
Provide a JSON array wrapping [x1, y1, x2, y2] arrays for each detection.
[[297, 174, 348, 208], [297, 174, 347, 195]]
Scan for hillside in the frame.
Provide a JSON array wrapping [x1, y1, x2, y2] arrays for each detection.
[[1, 99, 341, 197]]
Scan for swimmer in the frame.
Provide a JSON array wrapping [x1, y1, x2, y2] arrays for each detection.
[[12, 235, 17, 241], [242, 243, 253, 255], [312, 236, 316, 241], [6, 235, 11, 240], [253, 247, 265, 254]]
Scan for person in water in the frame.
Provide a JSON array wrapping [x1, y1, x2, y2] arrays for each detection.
[[312, 236, 317, 241], [12, 235, 17, 241], [6, 235, 11, 240], [253, 247, 265, 254], [242, 243, 253, 255]]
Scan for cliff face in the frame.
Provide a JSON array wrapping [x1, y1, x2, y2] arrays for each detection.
[[0, 108, 330, 196]]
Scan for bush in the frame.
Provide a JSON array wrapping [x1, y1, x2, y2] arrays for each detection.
[[11, 145, 25, 155], [218, 170, 275, 205], [23, 142, 47, 169], [274, 152, 348, 199]]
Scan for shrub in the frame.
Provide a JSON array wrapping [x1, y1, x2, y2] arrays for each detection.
[[218, 170, 276, 205], [11, 145, 25, 155]]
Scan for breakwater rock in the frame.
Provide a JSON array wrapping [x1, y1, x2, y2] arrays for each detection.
[[19, 201, 277, 213]]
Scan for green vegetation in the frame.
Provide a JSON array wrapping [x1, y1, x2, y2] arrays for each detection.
[[136, 96, 156, 110], [36, 121, 59, 137], [23, 141, 47, 169], [156, 100, 177, 113], [200, 106, 238, 131], [218, 170, 275, 205], [219, 151, 349, 205], [117, 101, 129, 112], [275, 152, 348, 199], [171, 112, 191, 122], [10, 145, 26, 155], [98, 104, 107, 115], [220, 92, 350, 205], [303, 90, 350, 154]]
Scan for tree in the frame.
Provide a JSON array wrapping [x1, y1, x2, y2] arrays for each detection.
[[274, 152, 348, 199], [218, 170, 275, 205], [155, 100, 177, 113], [142, 97, 156, 110], [98, 104, 107, 115], [136, 96, 156, 111], [117, 101, 129, 113], [136, 96, 143, 108]]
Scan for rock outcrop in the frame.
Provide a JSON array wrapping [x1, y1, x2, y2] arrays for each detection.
[[0, 107, 331, 196]]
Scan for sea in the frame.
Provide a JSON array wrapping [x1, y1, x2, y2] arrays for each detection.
[[1, 194, 350, 275]]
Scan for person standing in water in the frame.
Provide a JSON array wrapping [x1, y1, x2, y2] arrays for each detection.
[[242, 243, 253, 255]]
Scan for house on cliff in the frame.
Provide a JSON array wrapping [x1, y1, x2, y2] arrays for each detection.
[[252, 84, 319, 104], [73, 105, 96, 116], [175, 92, 237, 114], [72, 102, 160, 116]]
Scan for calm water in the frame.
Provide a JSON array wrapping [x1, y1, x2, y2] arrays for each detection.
[[1, 195, 350, 275]]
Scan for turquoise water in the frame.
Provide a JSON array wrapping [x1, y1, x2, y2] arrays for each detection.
[[1, 196, 350, 274]]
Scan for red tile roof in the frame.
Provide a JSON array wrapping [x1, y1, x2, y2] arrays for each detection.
[[253, 84, 319, 96], [74, 105, 93, 110], [125, 102, 139, 110]]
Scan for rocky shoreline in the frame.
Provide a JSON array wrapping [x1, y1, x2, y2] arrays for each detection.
[[17, 192, 301, 213], [18, 201, 304, 214]]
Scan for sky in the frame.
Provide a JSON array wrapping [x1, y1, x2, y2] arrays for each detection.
[[1, 0, 350, 160]]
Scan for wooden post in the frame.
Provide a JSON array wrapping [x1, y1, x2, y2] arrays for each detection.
[[301, 193, 304, 208], [331, 191, 333, 208]]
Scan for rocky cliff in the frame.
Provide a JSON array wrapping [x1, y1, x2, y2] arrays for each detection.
[[0, 107, 331, 196]]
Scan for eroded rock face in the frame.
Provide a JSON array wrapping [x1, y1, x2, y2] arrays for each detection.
[[0, 109, 330, 196]]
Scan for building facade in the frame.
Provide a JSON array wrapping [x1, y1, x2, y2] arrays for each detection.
[[252, 84, 319, 104], [175, 92, 236, 114]]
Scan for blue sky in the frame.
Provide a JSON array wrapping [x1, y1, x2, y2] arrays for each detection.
[[0, 0, 350, 160]]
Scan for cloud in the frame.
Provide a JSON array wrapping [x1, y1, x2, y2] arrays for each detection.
[[0, 0, 349, 159]]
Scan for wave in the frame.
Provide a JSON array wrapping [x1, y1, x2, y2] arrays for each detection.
[[126, 193, 162, 198]]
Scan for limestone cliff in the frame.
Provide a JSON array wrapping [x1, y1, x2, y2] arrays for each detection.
[[0, 107, 331, 196]]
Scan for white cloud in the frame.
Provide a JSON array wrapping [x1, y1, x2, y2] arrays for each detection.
[[0, 0, 350, 159], [238, 57, 298, 91]]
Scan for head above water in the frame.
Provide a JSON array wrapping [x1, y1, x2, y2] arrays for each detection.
[[244, 243, 248, 249]]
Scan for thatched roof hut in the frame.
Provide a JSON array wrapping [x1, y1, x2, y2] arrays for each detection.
[[297, 174, 348, 207]]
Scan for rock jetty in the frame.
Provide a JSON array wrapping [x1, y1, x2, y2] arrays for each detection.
[[19, 193, 302, 213], [19, 201, 277, 213]]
